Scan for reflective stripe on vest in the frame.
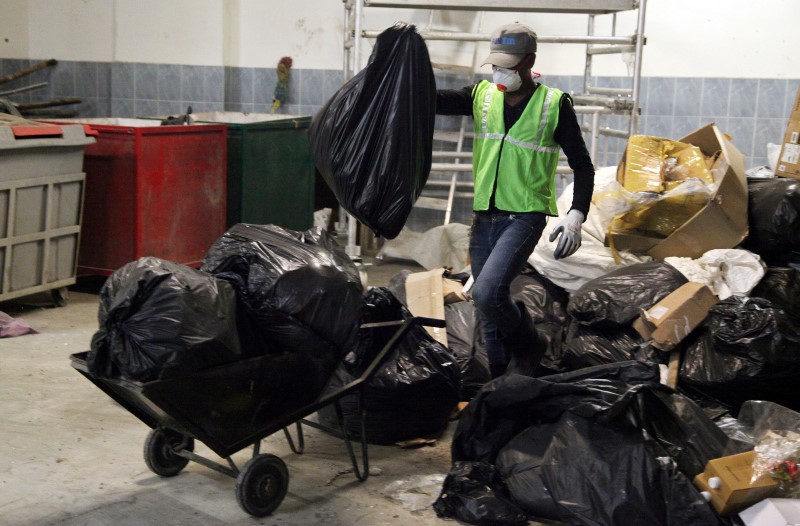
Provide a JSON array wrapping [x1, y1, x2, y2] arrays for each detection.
[[471, 80, 562, 213]]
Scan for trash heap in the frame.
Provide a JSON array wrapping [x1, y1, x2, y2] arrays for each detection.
[[426, 123, 800, 525]]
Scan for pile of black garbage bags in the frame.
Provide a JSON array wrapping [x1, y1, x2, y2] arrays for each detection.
[[427, 174, 800, 526], [87, 224, 365, 392]]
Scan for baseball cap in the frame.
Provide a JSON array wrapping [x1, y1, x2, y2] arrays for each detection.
[[482, 23, 538, 68]]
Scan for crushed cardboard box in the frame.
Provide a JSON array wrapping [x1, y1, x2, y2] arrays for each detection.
[[633, 281, 719, 351], [693, 450, 779, 516], [607, 123, 748, 259], [776, 87, 800, 180], [405, 268, 467, 346]]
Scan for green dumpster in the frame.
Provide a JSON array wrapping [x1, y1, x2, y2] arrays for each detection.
[[193, 112, 315, 230]]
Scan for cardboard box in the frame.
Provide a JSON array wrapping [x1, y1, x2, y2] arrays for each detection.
[[405, 268, 448, 347], [693, 451, 779, 516], [776, 87, 800, 180], [739, 498, 800, 526], [633, 281, 718, 351], [607, 123, 748, 259]]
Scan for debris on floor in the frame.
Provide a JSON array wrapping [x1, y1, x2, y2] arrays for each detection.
[[0, 310, 38, 338]]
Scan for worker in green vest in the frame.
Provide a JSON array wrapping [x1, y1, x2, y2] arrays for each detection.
[[437, 22, 595, 378]]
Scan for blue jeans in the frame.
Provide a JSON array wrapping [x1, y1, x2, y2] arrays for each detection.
[[469, 212, 547, 366]]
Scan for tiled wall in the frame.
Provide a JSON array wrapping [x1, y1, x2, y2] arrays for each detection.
[[2, 59, 797, 229]]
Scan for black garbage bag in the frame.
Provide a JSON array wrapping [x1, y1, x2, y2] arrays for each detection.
[[317, 287, 461, 444], [742, 178, 800, 265], [448, 362, 727, 526], [201, 224, 363, 358], [567, 261, 687, 328], [87, 257, 243, 382], [445, 301, 490, 400], [679, 296, 800, 414], [308, 23, 436, 239], [509, 266, 570, 376], [433, 461, 528, 526], [751, 267, 800, 323]]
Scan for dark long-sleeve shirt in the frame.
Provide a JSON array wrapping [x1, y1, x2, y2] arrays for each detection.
[[436, 83, 595, 217]]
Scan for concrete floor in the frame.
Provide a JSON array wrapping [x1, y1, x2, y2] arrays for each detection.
[[0, 259, 497, 526]]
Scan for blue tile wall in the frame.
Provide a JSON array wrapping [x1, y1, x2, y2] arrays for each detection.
[[1, 57, 797, 169]]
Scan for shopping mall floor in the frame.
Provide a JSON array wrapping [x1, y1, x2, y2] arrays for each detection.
[[0, 259, 559, 526]]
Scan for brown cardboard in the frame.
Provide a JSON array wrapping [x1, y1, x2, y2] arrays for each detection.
[[776, 87, 800, 180], [693, 451, 778, 516], [633, 281, 719, 351], [607, 123, 748, 259], [405, 268, 448, 347]]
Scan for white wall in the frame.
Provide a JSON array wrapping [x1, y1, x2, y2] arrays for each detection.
[[0, 0, 797, 77]]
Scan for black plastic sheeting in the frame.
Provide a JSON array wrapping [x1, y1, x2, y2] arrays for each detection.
[[308, 23, 436, 239], [318, 287, 461, 444], [567, 261, 688, 328], [679, 296, 800, 415], [87, 257, 244, 382], [439, 362, 728, 526], [201, 224, 364, 358], [742, 178, 800, 266]]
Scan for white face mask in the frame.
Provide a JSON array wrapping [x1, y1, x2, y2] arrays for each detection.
[[492, 66, 522, 93]]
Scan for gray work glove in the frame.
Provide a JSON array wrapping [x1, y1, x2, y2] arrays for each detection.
[[549, 209, 584, 260]]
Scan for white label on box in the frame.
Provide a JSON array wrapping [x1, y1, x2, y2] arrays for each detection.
[[791, 131, 799, 144], [781, 143, 800, 165], [648, 305, 670, 320]]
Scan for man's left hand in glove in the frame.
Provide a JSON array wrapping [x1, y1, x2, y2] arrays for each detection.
[[549, 209, 584, 260]]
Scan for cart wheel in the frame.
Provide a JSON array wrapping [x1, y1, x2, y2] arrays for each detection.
[[143, 428, 194, 477], [51, 287, 69, 307], [235, 454, 289, 517]]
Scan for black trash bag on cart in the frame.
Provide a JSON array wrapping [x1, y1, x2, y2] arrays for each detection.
[[387, 268, 490, 399], [567, 260, 688, 328], [679, 296, 800, 415], [308, 23, 436, 239], [318, 287, 461, 445], [201, 224, 364, 359], [742, 178, 800, 266], [447, 362, 727, 526], [87, 257, 243, 382]]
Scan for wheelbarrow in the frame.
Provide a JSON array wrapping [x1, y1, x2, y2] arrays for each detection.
[[70, 316, 445, 516]]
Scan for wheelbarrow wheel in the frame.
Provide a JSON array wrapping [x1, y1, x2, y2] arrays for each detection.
[[144, 428, 193, 477], [235, 454, 289, 517]]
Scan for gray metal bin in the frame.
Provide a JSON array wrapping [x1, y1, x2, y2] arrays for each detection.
[[0, 118, 95, 305]]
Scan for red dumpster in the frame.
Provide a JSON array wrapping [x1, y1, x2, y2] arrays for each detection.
[[53, 119, 227, 275]]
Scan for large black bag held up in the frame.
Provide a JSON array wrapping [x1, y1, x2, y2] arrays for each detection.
[[87, 257, 243, 382], [308, 23, 435, 239]]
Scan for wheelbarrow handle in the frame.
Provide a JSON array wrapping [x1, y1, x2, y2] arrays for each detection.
[[410, 316, 446, 329]]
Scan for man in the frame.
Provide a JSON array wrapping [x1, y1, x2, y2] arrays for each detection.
[[436, 22, 595, 378]]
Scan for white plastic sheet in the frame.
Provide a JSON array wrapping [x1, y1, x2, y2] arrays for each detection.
[[665, 249, 766, 299], [378, 222, 470, 271], [529, 166, 650, 292]]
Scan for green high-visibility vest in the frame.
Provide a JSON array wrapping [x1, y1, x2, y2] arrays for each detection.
[[471, 80, 563, 214]]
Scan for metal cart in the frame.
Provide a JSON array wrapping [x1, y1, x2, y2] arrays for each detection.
[[70, 316, 445, 517]]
